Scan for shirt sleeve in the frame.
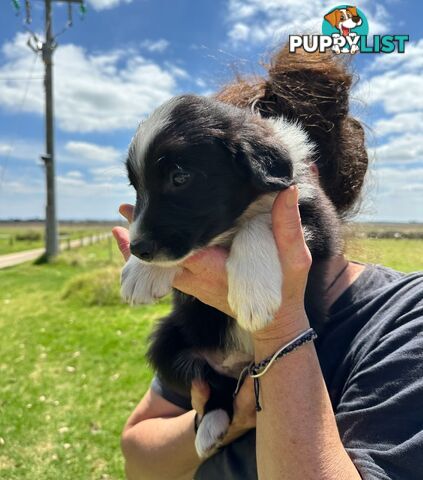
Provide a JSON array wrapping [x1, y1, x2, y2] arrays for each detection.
[[335, 309, 423, 480], [150, 375, 192, 411]]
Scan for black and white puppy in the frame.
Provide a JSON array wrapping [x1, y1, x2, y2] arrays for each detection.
[[121, 95, 340, 457]]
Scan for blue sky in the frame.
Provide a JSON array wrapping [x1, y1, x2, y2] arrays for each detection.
[[0, 0, 422, 222]]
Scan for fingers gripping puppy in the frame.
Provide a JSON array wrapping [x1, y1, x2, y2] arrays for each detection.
[[121, 95, 340, 457]]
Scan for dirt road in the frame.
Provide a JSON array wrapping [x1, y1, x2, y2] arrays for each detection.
[[0, 234, 111, 269]]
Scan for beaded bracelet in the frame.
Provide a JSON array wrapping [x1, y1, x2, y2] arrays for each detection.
[[234, 328, 317, 412]]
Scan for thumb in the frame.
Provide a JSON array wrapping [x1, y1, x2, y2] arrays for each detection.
[[112, 226, 131, 261], [191, 380, 210, 417], [271, 186, 311, 273]]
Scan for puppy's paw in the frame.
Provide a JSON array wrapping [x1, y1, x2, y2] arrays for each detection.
[[227, 266, 282, 332], [226, 251, 282, 332], [227, 216, 282, 331], [195, 409, 230, 459], [332, 45, 341, 55], [121, 255, 178, 304]]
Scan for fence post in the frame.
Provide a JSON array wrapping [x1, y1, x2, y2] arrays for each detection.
[[108, 235, 113, 262]]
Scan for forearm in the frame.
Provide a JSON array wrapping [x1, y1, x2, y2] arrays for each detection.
[[122, 410, 201, 480], [254, 322, 361, 480]]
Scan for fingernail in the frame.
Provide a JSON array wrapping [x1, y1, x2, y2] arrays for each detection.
[[285, 186, 298, 208]]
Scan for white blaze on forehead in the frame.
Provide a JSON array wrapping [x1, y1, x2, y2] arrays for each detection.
[[131, 96, 185, 170]]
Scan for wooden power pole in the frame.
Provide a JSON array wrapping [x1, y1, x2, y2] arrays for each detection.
[[43, 0, 58, 259], [19, 0, 86, 260]]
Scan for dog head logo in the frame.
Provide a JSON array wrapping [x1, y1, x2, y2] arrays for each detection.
[[324, 6, 362, 36], [322, 5, 369, 54]]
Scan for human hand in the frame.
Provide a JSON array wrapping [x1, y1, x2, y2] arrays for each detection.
[[112, 204, 134, 261], [191, 376, 256, 450], [112, 186, 311, 340], [254, 185, 311, 343], [173, 186, 311, 340], [112, 203, 234, 315]]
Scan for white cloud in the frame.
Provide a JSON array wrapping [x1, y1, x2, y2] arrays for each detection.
[[0, 33, 184, 133], [226, 0, 390, 45], [369, 38, 423, 72], [0, 136, 123, 167], [0, 158, 132, 219], [357, 72, 422, 115], [0, 178, 43, 195], [0, 137, 44, 163], [90, 166, 126, 182], [371, 133, 423, 164], [66, 170, 84, 179], [64, 141, 122, 164], [229, 23, 251, 42], [359, 166, 423, 222], [140, 39, 170, 53], [0, 143, 13, 155], [357, 39, 423, 178], [87, 0, 132, 11], [359, 40, 423, 220], [373, 112, 423, 137]]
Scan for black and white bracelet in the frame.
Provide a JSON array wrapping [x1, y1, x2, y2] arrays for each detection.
[[234, 327, 317, 412]]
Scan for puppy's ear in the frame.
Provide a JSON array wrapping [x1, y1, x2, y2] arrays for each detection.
[[347, 6, 359, 17], [236, 140, 293, 192], [324, 10, 340, 27]]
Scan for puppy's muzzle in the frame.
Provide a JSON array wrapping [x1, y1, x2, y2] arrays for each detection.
[[130, 237, 157, 262]]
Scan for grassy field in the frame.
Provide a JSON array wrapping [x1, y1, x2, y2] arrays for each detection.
[[0, 223, 115, 255], [0, 234, 422, 479]]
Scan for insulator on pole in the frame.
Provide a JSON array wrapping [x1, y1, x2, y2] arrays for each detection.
[[12, 0, 20, 14], [80, 1, 87, 16], [67, 2, 73, 26], [25, 0, 31, 24]]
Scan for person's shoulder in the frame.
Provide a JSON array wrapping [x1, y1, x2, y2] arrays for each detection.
[[324, 264, 423, 364], [332, 263, 423, 315]]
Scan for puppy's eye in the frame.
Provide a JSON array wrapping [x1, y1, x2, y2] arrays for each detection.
[[171, 170, 191, 187]]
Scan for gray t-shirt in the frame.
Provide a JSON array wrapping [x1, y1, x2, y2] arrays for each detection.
[[151, 264, 423, 479]]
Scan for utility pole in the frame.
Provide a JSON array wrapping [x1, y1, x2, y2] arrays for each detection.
[[43, 0, 57, 259], [15, 0, 86, 260]]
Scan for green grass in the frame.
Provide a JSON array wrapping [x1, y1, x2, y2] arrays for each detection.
[[347, 238, 423, 272], [0, 236, 421, 479], [0, 240, 170, 479]]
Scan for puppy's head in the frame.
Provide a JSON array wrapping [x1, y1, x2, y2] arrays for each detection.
[[126, 95, 306, 265], [324, 7, 361, 33]]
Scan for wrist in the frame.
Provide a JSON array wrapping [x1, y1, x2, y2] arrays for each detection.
[[253, 308, 310, 354]]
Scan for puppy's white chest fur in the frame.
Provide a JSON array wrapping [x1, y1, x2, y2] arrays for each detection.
[[202, 350, 253, 378]]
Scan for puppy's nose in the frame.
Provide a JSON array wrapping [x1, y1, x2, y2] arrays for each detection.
[[130, 238, 156, 261], [352, 15, 361, 22]]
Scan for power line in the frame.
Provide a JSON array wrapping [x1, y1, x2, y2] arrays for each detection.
[[0, 53, 39, 192], [0, 76, 43, 81]]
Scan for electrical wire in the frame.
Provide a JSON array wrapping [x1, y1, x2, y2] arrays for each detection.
[[0, 53, 40, 193], [0, 76, 42, 81]]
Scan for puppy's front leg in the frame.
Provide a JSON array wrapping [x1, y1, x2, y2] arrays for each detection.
[[121, 255, 179, 305], [227, 214, 282, 332]]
